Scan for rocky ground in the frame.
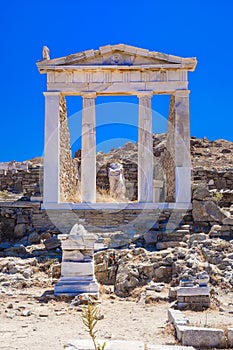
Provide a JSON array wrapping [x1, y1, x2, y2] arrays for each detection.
[[0, 232, 233, 349], [0, 135, 233, 349]]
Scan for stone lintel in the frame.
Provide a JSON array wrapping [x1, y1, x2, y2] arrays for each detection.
[[47, 81, 188, 94]]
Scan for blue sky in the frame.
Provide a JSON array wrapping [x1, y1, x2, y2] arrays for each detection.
[[0, 0, 232, 161]]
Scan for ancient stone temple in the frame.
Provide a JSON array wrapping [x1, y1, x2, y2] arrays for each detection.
[[37, 44, 197, 210]]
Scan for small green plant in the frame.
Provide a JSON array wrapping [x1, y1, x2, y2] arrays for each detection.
[[81, 302, 106, 350], [213, 191, 223, 202], [0, 190, 11, 199]]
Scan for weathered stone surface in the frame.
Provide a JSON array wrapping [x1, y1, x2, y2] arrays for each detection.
[[51, 263, 61, 279], [228, 328, 233, 348], [59, 95, 79, 202], [189, 233, 207, 245], [192, 200, 225, 222], [14, 223, 26, 238], [44, 236, 61, 250], [193, 185, 211, 201], [5, 244, 27, 255], [28, 231, 41, 244], [181, 327, 226, 348]]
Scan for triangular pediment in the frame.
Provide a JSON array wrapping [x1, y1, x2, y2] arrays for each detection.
[[37, 44, 197, 71]]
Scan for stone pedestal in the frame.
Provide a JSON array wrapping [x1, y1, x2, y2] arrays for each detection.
[[54, 224, 99, 296]]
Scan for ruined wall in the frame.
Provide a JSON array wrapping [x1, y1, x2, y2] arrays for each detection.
[[0, 164, 42, 196], [162, 95, 176, 202], [59, 96, 79, 201], [0, 201, 193, 247]]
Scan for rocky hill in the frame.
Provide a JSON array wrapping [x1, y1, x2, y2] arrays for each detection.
[[95, 134, 233, 170]]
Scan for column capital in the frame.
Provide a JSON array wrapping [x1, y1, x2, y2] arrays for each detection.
[[81, 92, 97, 99], [43, 91, 61, 97], [174, 89, 190, 97], [137, 91, 153, 99]]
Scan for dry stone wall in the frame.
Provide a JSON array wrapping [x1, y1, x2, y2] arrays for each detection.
[[59, 96, 79, 201], [161, 95, 176, 202], [0, 163, 42, 196]]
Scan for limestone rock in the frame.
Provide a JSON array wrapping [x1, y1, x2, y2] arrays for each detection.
[[51, 263, 61, 279], [0, 242, 11, 250], [5, 244, 27, 255], [28, 231, 41, 244], [209, 225, 222, 237], [44, 236, 61, 250], [193, 185, 211, 201], [14, 223, 27, 238], [189, 233, 208, 246], [192, 200, 225, 222]]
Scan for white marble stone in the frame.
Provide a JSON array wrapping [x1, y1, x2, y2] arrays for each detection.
[[138, 92, 153, 202], [177, 286, 210, 297], [43, 92, 60, 204], [175, 167, 191, 203], [174, 90, 191, 203], [61, 261, 94, 277], [153, 180, 163, 202], [54, 276, 98, 296], [81, 93, 96, 203]]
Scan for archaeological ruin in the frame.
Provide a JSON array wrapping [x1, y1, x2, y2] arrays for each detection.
[[37, 44, 197, 209]]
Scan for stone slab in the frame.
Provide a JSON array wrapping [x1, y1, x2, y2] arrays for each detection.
[[54, 277, 98, 296], [177, 286, 209, 297], [65, 340, 195, 350], [61, 262, 94, 277], [42, 202, 193, 210], [63, 250, 92, 262], [180, 326, 226, 348], [167, 309, 189, 326]]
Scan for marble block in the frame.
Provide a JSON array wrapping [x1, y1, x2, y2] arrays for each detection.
[[61, 261, 94, 277]]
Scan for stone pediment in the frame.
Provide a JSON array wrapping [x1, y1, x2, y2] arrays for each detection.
[[37, 44, 197, 71]]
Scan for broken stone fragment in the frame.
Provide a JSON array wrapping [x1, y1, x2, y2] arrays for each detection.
[[44, 236, 61, 250]]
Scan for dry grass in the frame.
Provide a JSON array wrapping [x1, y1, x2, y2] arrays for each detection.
[[62, 188, 135, 203], [96, 188, 118, 202], [65, 190, 82, 202]]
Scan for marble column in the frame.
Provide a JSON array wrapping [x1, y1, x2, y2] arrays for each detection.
[[43, 92, 60, 205], [137, 92, 153, 202], [81, 93, 96, 203], [174, 90, 191, 203]]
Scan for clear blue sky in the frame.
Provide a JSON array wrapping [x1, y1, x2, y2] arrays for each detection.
[[0, 0, 232, 161]]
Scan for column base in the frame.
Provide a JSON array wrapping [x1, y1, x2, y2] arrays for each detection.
[[54, 276, 99, 297]]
